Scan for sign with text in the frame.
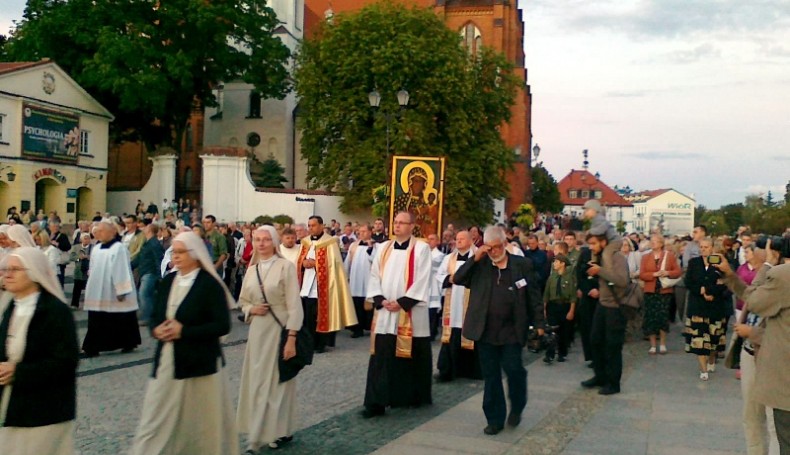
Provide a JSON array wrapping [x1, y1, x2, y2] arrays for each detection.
[[22, 103, 80, 164]]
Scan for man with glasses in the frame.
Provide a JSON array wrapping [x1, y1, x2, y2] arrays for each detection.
[[452, 226, 544, 435], [363, 212, 433, 418]]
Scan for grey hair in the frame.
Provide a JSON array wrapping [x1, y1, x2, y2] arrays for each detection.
[[483, 226, 506, 244]]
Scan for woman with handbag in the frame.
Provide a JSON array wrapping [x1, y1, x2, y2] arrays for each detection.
[[131, 232, 237, 455], [237, 226, 303, 453], [0, 247, 79, 454], [683, 238, 728, 381], [639, 234, 681, 355]]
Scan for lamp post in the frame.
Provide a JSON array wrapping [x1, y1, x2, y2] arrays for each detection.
[[369, 89, 410, 186], [531, 143, 541, 165]]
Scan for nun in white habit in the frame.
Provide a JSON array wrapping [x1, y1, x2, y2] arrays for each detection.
[[237, 226, 304, 453], [0, 247, 79, 455], [131, 232, 238, 455]]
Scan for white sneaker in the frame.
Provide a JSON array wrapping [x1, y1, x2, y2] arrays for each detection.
[[659, 345, 667, 355], [648, 347, 657, 355], [707, 363, 716, 373], [700, 372, 709, 381]]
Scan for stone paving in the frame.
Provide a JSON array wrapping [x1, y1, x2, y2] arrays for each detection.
[[64, 272, 747, 454]]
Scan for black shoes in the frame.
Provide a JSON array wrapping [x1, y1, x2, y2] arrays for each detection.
[[543, 356, 553, 364], [598, 385, 620, 396], [350, 332, 364, 339], [361, 406, 385, 419], [581, 377, 604, 388], [507, 413, 521, 428], [557, 356, 566, 363], [433, 373, 452, 383], [483, 424, 503, 435], [268, 435, 293, 450], [121, 347, 136, 353], [80, 351, 98, 359]]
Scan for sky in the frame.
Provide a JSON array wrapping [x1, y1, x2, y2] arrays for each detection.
[[2, 0, 789, 208]]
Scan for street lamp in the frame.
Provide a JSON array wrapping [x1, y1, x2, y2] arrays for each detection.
[[0, 165, 15, 182], [368, 89, 410, 155]]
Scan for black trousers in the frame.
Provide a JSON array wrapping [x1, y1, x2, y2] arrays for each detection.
[[58, 264, 67, 288], [774, 408, 790, 455], [302, 297, 335, 350], [71, 279, 87, 308], [590, 304, 626, 389], [546, 301, 573, 359], [436, 328, 482, 380], [348, 296, 371, 335], [578, 295, 598, 362], [477, 342, 526, 427]]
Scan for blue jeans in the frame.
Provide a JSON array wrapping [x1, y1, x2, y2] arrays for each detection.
[[477, 342, 527, 427], [138, 273, 159, 323]]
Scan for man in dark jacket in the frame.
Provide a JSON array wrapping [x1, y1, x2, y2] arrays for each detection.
[[453, 226, 544, 436], [523, 234, 548, 292], [49, 222, 71, 288], [576, 246, 599, 366], [133, 224, 165, 326]]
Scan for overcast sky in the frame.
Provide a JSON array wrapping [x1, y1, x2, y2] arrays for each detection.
[[3, 0, 789, 208]]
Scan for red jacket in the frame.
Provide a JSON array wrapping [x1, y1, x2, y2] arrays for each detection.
[[639, 250, 682, 294]]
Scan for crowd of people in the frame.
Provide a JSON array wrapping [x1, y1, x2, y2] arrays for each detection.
[[0, 202, 788, 455]]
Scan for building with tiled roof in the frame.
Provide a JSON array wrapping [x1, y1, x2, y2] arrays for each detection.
[[557, 169, 635, 232]]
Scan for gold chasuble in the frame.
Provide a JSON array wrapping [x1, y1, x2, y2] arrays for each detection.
[[296, 234, 357, 332], [370, 238, 417, 359], [441, 252, 474, 350]]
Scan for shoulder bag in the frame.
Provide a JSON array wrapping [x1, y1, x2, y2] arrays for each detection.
[[255, 263, 313, 383], [607, 279, 644, 320], [658, 252, 682, 288]]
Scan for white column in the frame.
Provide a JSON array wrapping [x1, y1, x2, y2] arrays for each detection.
[[200, 154, 248, 222], [148, 154, 177, 206]]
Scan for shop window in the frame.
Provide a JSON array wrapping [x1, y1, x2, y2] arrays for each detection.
[[568, 190, 577, 199], [80, 130, 90, 154]]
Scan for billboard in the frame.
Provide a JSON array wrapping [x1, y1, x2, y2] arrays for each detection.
[[22, 103, 80, 163], [390, 156, 446, 239]]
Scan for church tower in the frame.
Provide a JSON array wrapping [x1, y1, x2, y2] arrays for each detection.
[[433, 0, 533, 217]]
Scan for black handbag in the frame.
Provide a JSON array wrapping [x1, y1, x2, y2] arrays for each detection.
[[255, 264, 313, 383]]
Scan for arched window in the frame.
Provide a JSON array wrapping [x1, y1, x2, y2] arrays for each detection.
[[185, 122, 193, 152], [460, 23, 482, 57], [184, 167, 193, 188]]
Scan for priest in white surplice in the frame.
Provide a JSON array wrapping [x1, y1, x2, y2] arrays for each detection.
[[435, 230, 482, 382], [82, 221, 141, 357], [427, 234, 445, 341], [362, 211, 433, 418], [344, 223, 377, 338], [278, 228, 301, 268]]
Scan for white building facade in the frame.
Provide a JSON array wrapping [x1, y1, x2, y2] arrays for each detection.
[[625, 189, 696, 236]]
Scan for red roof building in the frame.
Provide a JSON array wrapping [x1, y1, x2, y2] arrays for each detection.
[[558, 169, 632, 208]]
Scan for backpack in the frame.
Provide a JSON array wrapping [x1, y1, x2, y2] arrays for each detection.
[[608, 281, 644, 320]]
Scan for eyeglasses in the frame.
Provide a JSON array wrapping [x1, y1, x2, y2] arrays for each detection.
[[1, 267, 28, 274], [171, 249, 192, 255], [393, 221, 413, 226]]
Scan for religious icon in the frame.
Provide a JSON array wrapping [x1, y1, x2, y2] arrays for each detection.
[[390, 156, 445, 238]]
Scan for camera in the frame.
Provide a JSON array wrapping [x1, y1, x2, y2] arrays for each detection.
[[707, 255, 722, 265], [755, 235, 790, 259]]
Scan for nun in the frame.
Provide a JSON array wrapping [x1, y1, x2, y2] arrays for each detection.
[[237, 226, 304, 453], [5, 225, 36, 249], [0, 247, 79, 454], [131, 231, 238, 455]]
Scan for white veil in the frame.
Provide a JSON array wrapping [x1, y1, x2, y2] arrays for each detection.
[[249, 225, 282, 266], [7, 247, 68, 303], [173, 232, 235, 309], [7, 225, 36, 248]]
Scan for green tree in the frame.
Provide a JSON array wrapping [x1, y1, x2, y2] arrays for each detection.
[[250, 153, 288, 188], [531, 165, 563, 214], [700, 212, 729, 236], [6, 0, 291, 151], [294, 3, 518, 225], [694, 204, 708, 226]]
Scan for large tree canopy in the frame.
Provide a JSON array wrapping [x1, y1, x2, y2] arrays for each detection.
[[531, 165, 563, 214], [295, 3, 518, 225], [5, 0, 291, 150]]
